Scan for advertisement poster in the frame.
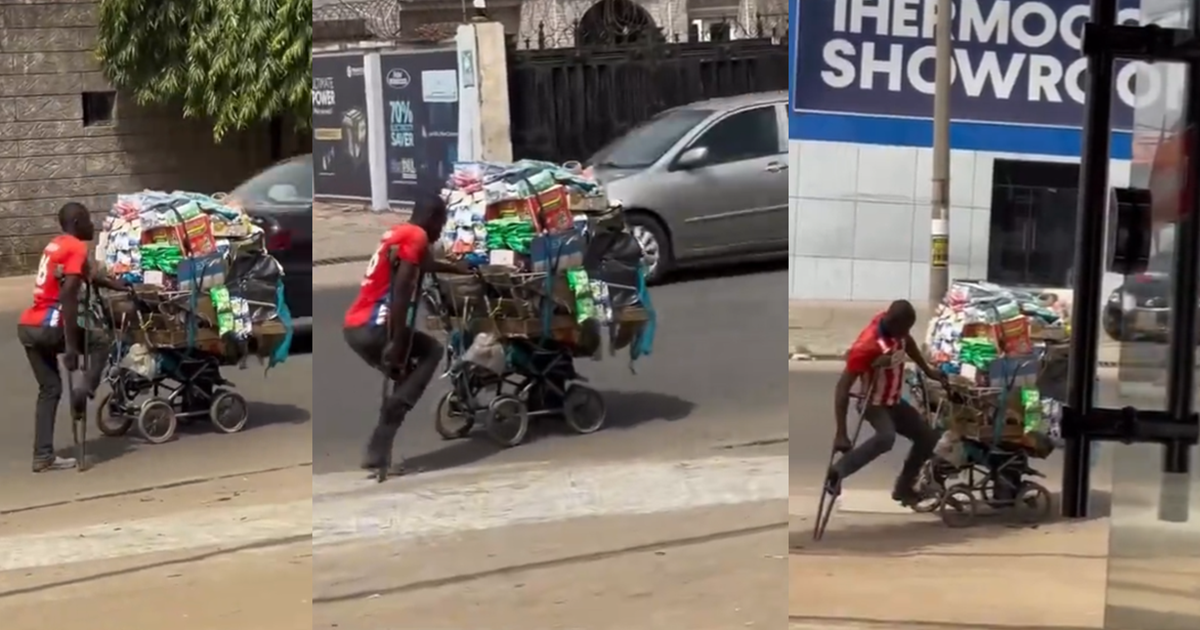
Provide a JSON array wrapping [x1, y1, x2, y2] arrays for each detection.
[[378, 50, 460, 205], [312, 53, 371, 200], [793, 0, 1158, 130]]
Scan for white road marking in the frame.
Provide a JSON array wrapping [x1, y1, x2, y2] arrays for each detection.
[[313, 455, 788, 546], [0, 456, 786, 571]]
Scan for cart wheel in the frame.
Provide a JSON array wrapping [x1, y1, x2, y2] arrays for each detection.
[[909, 461, 944, 514], [485, 395, 529, 447], [137, 398, 177, 444], [95, 391, 133, 437], [939, 486, 978, 528], [434, 391, 474, 440], [209, 389, 250, 434], [1014, 481, 1054, 524], [562, 384, 606, 435]]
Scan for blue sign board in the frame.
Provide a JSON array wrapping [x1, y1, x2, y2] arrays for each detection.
[[790, 0, 1153, 158]]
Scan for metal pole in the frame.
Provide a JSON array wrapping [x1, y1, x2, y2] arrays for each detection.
[[1062, 0, 1118, 519], [928, 0, 952, 310]]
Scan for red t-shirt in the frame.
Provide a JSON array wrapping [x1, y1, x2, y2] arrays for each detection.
[[344, 223, 429, 328], [19, 234, 89, 327], [845, 313, 907, 406]]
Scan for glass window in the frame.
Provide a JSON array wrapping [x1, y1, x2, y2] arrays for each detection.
[[229, 154, 314, 209], [690, 106, 780, 165], [588, 108, 713, 169]]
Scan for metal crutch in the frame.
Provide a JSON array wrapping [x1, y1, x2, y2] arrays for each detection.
[[68, 286, 93, 473], [812, 384, 872, 542]]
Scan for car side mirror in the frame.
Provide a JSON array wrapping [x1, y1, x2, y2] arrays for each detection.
[[676, 146, 709, 169]]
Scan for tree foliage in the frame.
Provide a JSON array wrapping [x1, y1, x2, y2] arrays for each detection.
[[97, 0, 312, 141]]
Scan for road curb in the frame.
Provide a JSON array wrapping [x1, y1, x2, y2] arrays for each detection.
[[0, 461, 313, 517]]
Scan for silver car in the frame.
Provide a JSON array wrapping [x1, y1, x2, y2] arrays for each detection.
[[588, 91, 789, 282]]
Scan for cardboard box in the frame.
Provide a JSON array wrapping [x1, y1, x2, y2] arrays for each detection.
[[487, 185, 571, 232]]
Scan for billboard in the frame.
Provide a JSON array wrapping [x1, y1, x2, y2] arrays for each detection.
[[793, 0, 1162, 131], [378, 50, 460, 205], [312, 53, 371, 200]]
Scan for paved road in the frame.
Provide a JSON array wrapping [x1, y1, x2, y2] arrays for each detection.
[[0, 311, 313, 511], [313, 266, 789, 474]]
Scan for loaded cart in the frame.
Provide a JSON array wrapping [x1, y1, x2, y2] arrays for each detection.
[[425, 160, 656, 447], [91, 191, 295, 444], [907, 280, 1072, 526]]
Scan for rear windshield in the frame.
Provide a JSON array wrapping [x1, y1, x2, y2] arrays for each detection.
[[230, 155, 313, 209]]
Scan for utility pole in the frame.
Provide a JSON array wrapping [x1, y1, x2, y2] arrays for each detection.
[[929, 0, 952, 310]]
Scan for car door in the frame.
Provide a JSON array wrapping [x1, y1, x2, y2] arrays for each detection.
[[661, 103, 786, 255]]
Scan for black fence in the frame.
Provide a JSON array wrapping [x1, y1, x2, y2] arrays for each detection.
[[507, 18, 788, 165]]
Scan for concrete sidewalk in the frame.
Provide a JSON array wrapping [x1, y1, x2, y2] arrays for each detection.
[[314, 502, 787, 629]]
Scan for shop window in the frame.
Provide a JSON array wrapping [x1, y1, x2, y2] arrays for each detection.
[[986, 159, 1080, 287]]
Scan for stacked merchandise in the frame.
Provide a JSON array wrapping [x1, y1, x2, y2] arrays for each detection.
[[434, 160, 654, 361], [923, 281, 1070, 462], [96, 191, 293, 366]]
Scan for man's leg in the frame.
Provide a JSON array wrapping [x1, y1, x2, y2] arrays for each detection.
[[389, 331, 443, 412], [18, 326, 72, 471], [891, 400, 938, 501], [829, 405, 898, 488], [344, 325, 405, 469]]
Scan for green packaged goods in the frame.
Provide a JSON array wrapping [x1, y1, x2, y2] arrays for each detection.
[[1020, 387, 1042, 433], [959, 338, 998, 369], [565, 268, 595, 323], [485, 218, 535, 254], [141, 243, 184, 274]]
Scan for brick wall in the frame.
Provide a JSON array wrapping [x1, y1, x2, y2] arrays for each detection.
[[0, 1, 288, 275]]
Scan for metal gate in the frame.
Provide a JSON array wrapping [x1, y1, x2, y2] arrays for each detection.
[[507, 19, 787, 164]]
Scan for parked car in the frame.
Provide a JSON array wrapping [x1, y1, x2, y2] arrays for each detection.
[[587, 91, 789, 283], [227, 154, 313, 334], [1102, 252, 1171, 341]]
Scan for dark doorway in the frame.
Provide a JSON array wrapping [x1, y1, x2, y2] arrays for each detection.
[[987, 159, 1081, 287]]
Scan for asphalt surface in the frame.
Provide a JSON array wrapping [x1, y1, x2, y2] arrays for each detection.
[[0, 310, 313, 511], [313, 266, 789, 475]]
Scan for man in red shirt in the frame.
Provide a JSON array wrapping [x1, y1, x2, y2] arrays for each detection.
[[19, 203, 128, 472], [344, 193, 465, 472], [827, 300, 945, 505]]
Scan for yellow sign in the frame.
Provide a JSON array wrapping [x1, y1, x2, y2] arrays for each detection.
[[931, 236, 948, 268]]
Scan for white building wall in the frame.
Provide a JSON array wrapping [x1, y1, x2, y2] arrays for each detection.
[[788, 139, 1131, 301]]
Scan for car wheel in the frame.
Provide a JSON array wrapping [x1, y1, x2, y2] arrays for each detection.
[[626, 212, 672, 284], [1103, 310, 1125, 341]]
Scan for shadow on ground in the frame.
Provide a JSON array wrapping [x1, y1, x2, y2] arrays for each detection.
[[788, 490, 1113, 556], [395, 390, 696, 474]]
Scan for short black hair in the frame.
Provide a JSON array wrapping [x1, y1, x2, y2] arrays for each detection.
[[410, 191, 448, 226], [58, 202, 89, 230], [883, 299, 917, 328]]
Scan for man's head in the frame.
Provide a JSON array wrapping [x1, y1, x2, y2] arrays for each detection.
[[58, 202, 95, 241], [880, 299, 917, 338], [411, 192, 448, 241]]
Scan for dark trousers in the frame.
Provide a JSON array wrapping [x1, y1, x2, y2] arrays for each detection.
[[832, 400, 937, 492], [344, 325, 443, 431], [18, 325, 108, 461]]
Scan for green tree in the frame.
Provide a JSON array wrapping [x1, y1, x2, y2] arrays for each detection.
[[96, 0, 312, 141]]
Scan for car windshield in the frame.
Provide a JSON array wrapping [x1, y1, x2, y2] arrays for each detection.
[[589, 108, 713, 169], [230, 155, 313, 208]]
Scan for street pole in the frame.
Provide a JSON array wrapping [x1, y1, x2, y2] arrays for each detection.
[[929, 0, 952, 310]]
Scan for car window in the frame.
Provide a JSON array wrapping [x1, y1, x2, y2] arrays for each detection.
[[589, 108, 713, 169], [230, 155, 313, 209], [689, 106, 780, 165]]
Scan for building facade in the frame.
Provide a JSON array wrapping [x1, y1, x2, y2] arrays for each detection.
[[0, 2, 297, 274], [787, 0, 1174, 301]]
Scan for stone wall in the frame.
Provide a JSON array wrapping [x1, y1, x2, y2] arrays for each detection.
[[0, 1, 288, 275]]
